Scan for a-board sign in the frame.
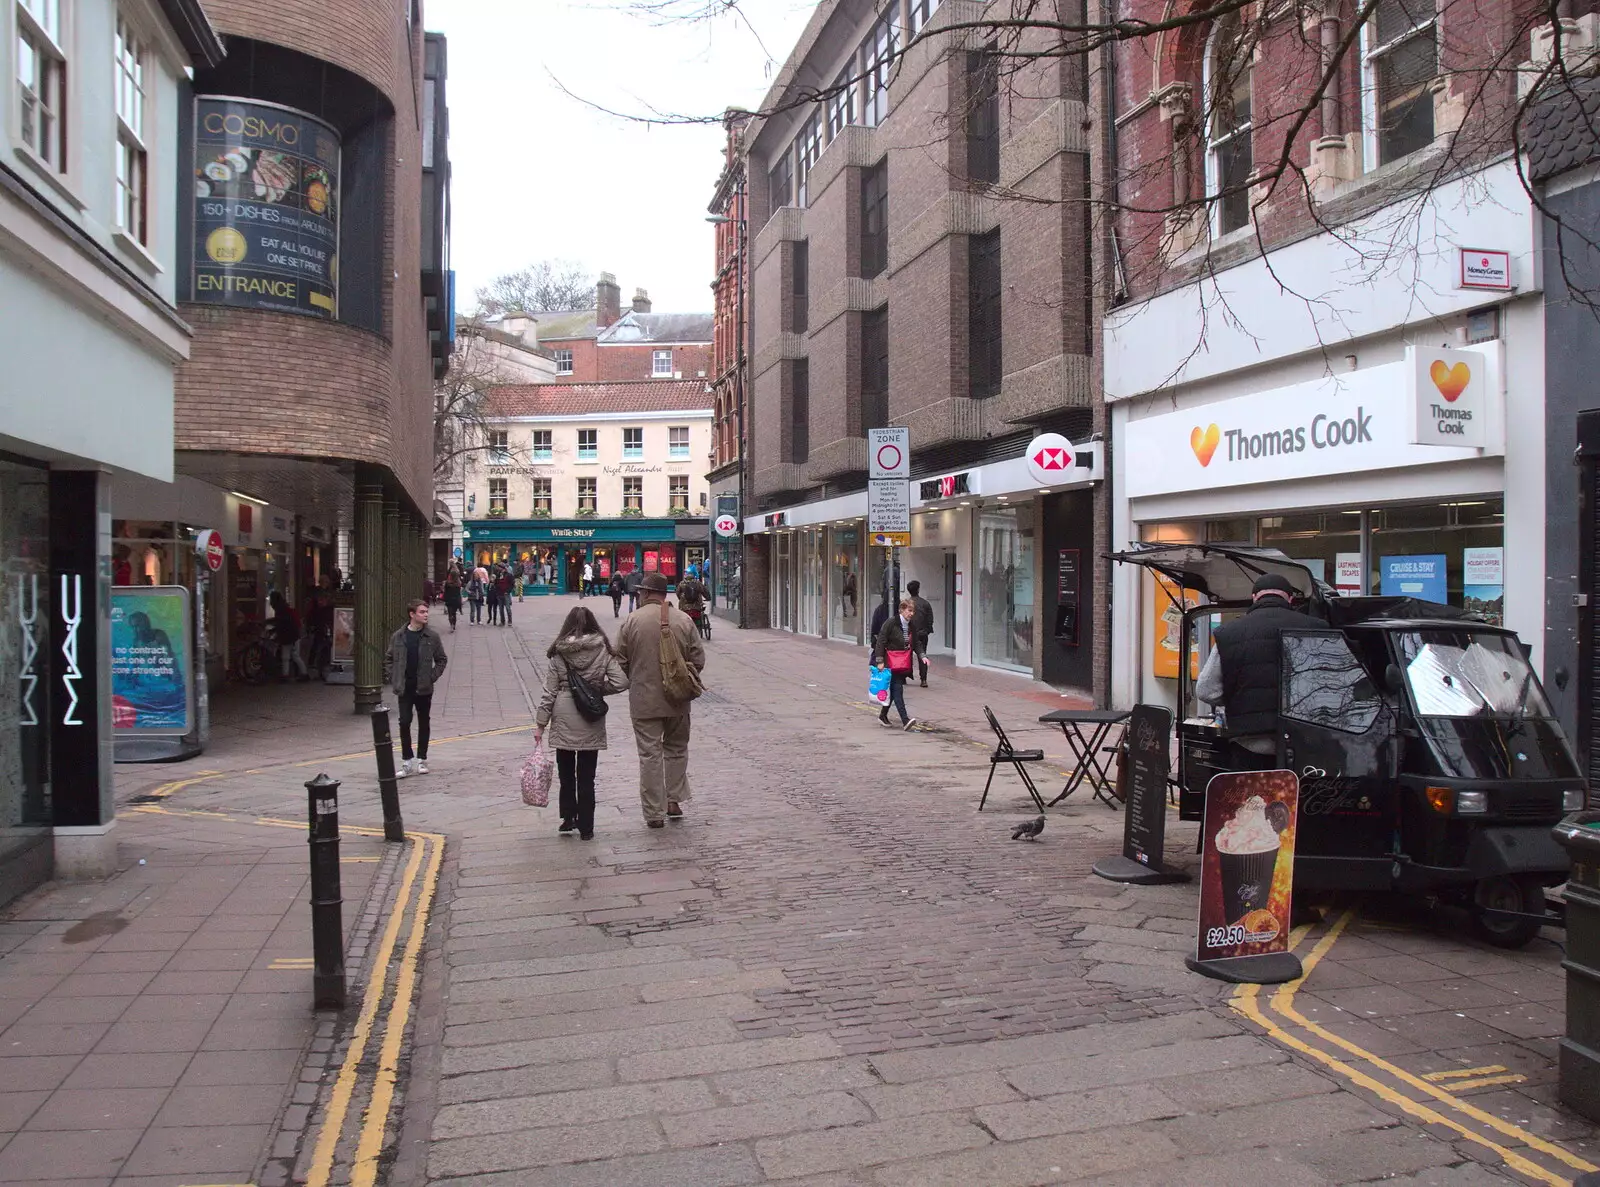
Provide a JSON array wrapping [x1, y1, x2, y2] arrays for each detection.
[[1186, 769, 1303, 984], [1124, 705, 1172, 869]]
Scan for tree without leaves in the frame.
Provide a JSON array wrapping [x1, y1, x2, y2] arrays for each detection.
[[474, 259, 593, 315], [434, 327, 519, 479]]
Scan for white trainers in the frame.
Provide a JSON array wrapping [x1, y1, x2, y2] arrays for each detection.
[[396, 759, 415, 778], [903, 718, 918, 732], [417, 759, 429, 775]]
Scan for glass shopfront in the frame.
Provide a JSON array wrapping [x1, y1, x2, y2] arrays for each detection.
[[798, 527, 824, 636], [0, 457, 52, 900], [715, 535, 741, 616], [829, 525, 862, 643], [774, 532, 794, 631], [975, 503, 1035, 672]]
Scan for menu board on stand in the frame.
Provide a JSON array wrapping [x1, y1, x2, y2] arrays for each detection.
[[1093, 705, 1189, 885]]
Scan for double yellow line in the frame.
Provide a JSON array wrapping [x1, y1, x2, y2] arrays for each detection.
[[1232, 910, 1595, 1186]]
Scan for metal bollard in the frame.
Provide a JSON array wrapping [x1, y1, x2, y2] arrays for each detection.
[[370, 704, 406, 843], [306, 773, 346, 1010]]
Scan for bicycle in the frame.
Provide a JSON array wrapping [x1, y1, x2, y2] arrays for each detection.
[[230, 621, 277, 685]]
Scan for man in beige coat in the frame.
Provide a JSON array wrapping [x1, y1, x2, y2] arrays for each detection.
[[615, 572, 706, 827]]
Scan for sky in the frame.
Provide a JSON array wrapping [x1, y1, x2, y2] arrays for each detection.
[[428, 0, 815, 317]]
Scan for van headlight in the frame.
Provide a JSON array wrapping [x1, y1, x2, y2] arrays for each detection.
[[1456, 791, 1489, 814], [1565, 788, 1588, 813]]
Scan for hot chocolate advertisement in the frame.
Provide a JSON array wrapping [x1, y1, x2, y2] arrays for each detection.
[[1196, 770, 1299, 962]]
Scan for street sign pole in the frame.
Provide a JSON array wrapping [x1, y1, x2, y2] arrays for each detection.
[[866, 427, 911, 620]]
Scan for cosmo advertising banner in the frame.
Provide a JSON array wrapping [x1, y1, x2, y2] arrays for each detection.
[[1122, 352, 1498, 498], [111, 588, 193, 734], [193, 98, 340, 319], [1196, 770, 1299, 963]]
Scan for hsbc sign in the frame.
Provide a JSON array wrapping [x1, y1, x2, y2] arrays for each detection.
[[917, 471, 976, 501], [1025, 433, 1093, 486]]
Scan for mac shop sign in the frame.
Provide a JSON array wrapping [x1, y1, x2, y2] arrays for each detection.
[[1122, 346, 1499, 499]]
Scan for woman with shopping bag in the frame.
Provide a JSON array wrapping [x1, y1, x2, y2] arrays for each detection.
[[534, 606, 628, 839], [871, 596, 918, 731]]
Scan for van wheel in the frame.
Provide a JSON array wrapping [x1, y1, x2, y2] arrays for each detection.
[[1470, 875, 1546, 949]]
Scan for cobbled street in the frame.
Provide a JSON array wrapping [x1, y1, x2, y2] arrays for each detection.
[[87, 595, 1600, 1186]]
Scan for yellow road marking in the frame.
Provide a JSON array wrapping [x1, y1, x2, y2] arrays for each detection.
[[341, 856, 380, 863], [302, 834, 428, 1187], [1232, 909, 1595, 1184], [1423, 1065, 1509, 1081], [1448, 1073, 1529, 1091], [351, 829, 445, 1187]]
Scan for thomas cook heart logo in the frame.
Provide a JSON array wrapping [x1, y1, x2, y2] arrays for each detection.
[[1190, 424, 1221, 466], [1429, 360, 1471, 402]]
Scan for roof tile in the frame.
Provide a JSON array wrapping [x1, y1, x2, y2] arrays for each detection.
[[489, 380, 713, 418]]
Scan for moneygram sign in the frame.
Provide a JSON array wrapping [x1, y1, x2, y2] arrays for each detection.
[[1122, 349, 1500, 499]]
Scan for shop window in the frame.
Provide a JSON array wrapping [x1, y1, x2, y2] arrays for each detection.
[[1205, 12, 1254, 235], [489, 430, 509, 464], [577, 477, 597, 512], [975, 503, 1034, 672], [532, 478, 551, 514], [623, 426, 643, 459], [669, 425, 690, 459], [532, 430, 552, 461], [860, 160, 888, 279], [1205, 517, 1257, 544], [966, 47, 1000, 185], [860, 306, 889, 432], [577, 428, 597, 461], [1362, 0, 1437, 168], [969, 230, 1002, 398], [623, 476, 643, 511], [830, 526, 862, 642], [670, 475, 689, 510]]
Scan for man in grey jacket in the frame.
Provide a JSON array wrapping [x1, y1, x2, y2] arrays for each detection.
[[384, 600, 448, 776], [615, 573, 706, 827]]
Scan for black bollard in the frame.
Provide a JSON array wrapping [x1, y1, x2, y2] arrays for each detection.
[[306, 773, 346, 1010], [370, 704, 406, 843]]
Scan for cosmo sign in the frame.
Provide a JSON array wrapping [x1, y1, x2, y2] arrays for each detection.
[[1123, 347, 1500, 499]]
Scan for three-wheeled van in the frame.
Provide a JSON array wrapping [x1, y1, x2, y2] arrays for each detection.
[[1113, 544, 1584, 947]]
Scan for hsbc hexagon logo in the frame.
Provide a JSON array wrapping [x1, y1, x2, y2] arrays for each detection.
[[1025, 433, 1080, 486]]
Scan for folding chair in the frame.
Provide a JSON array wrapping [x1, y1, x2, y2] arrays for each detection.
[[980, 706, 1047, 813]]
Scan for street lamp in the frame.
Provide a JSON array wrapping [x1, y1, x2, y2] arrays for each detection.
[[707, 194, 748, 629]]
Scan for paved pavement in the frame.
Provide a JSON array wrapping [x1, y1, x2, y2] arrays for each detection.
[[6, 591, 1599, 1184]]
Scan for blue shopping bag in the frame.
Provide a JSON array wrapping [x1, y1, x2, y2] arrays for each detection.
[[868, 664, 892, 705]]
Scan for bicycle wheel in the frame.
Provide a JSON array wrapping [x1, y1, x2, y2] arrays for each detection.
[[238, 642, 270, 685]]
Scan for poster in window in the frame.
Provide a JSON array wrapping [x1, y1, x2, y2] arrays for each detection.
[[193, 97, 340, 319], [111, 588, 193, 734], [1151, 574, 1202, 680], [1462, 546, 1503, 625]]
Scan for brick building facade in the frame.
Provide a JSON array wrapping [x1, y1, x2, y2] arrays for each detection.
[[534, 274, 713, 385], [707, 110, 752, 625], [729, 0, 1107, 694]]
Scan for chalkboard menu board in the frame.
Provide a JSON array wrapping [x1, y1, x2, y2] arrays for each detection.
[[1124, 704, 1173, 869]]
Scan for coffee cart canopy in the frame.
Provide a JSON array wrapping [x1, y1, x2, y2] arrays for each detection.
[[1108, 544, 1327, 607]]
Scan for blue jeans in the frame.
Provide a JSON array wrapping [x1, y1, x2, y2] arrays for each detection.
[[882, 673, 908, 724]]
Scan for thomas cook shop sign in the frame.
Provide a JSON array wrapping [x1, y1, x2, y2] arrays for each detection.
[[192, 98, 340, 319]]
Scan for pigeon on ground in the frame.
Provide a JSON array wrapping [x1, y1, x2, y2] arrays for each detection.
[[1011, 815, 1045, 841]]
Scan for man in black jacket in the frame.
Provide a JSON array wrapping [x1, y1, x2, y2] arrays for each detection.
[[905, 580, 934, 687], [1196, 573, 1313, 766]]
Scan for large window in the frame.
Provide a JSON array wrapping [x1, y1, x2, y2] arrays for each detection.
[[554, 348, 573, 374], [670, 475, 689, 511], [114, 16, 147, 243], [577, 428, 597, 461], [860, 6, 898, 127], [789, 359, 810, 463], [1363, 0, 1437, 167], [577, 477, 597, 512], [908, 0, 942, 37], [969, 230, 1002, 398], [532, 430, 552, 461], [966, 48, 1000, 185], [1206, 13, 1253, 234], [827, 65, 857, 139], [829, 525, 861, 643], [860, 160, 888, 279], [623, 426, 643, 459], [531, 477, 551, 514], [652, 349, 673, 377], [489, 429, 509, 463], [17, 0, 67, 171], [623, 476, 643, 511], [488, 478, 508, 515], [795, 109, 822, 207], [769, 149, 793, 212], [975, 503, 1035, 672], [860, 306, 889, 432], [792, 240, 809, 334], [669, 426, 690, 459]]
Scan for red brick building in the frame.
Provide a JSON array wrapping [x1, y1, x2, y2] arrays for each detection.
[[730, 0, 1107, 694], [534, 273, 713, 385], [707, 109, 752, 623]]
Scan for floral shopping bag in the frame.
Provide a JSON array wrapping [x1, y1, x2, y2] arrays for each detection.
[[520, 738, 554, 807]]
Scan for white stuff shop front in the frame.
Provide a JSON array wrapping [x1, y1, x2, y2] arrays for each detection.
[[1108, 343, 1531, 712]]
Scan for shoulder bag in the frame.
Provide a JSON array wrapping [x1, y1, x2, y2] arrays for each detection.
[[562, 656, 609, 721], [659, 603, 704, 705]]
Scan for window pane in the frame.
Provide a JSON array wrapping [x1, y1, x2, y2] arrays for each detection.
[[1281, 633, 1382, 733], [1376, 29, 1436, 162], [1215, 134, 1252, 233], [1376, 0, 1432, 46]]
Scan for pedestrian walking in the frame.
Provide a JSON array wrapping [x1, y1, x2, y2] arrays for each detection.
[[614, 573, 706, 828], [305, 577, 335, 677], [906, 579, 934, 687], [384, 599, 448, 776], [468, 565, 487, 624], [871, 596, 918, 731], [485, 569, 502, 626], [624, 567, 642, 612], [534, 606, 628, 841], [496, 568, 514, 626], [870, 596, 891, 649], [581, 562, 593, 599], [515, 561, 525, 602], [441, 568, 462, 631], [268, 592, 308, 682], [608, 570, 626, 618]]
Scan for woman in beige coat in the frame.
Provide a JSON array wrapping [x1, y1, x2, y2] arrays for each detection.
[[535, 607, 628, 840]]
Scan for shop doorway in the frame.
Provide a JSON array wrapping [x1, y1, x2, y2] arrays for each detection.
[[943, 550, 957, 652], [564, 550, 584, 594]]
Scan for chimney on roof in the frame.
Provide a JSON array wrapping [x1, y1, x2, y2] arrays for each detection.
[[596, 272, 622, 328], [632, 288, 652, 314]]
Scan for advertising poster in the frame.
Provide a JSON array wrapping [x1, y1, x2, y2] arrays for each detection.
[[1335, 552, 1363, 595], [1151, 574, 1202, 680], [1195, 770, 1299, 964], [1463, 546, 1504, 625], [331, 607, 356, 665], [1380, 554, 1447, 602], [193, 98, 340, 319], [111, 588, 192, 734]]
